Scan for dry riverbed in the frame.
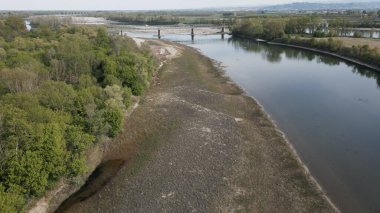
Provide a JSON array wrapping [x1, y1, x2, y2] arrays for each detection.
[[57, 39, 337, 212]]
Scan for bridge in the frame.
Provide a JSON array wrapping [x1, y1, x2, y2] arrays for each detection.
[[119, 26, 230, 40]]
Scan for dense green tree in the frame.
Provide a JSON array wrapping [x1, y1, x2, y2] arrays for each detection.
[[0, 185, 25, 213], [263, 19, 285, 40], [0, 68, 38, 93], [232, 19, 263, 38], [0, 18, 156, 211], [65, 126, 94, 176], [54, 34, 94, 83], [0, 16, 26, 41], [96, 27, 110, 49], [102, 108, 123, 137], [37, 81, 77, 112], [0, 48, 6, 60]]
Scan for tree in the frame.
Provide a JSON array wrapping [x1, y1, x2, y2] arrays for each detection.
[[55, 34, 93, 83], [102, 108, 123, 137], [96, 27, 110, 49], [0, 23, 156, 211], [0, 16, 26, 41], [263, 19, 285, 40], [285, 17, 308, 34], [232, 19, 263, 38], [65, 126, 94, 176], [104, 84, 125, 110], [0, 185, 25, 213], [0, 68, 38, 93], [0, 48, 6, 60], [37, 81, 77, 112]]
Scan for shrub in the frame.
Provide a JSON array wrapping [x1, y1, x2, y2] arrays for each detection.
[[123, 87, 133, 108], [102, 108, 123, 137], [353, 31, 362, 38]]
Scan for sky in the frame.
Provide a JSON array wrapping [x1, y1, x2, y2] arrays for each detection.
[[0, 0, 368, 10]]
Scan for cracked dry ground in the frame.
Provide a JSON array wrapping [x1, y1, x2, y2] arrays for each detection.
[[65, 42, 336, 213]]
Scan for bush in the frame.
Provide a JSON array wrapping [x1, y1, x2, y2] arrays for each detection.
[[123, 87, 133, 108], [0, 68, 38, 93], [102, 108, 123, 137], [313, 30, 326, 38], [37, 81, 77, 112], [0, 185, 25, 213], [353, 31, 362, 38]]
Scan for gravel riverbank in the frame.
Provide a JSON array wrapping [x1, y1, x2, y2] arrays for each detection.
[[58, 39, 338, 213]]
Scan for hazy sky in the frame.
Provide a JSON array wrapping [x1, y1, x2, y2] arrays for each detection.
[[0, 0, 364, 10]]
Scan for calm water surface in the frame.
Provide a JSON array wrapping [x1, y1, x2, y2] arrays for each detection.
[[125, 31, 380, 213]]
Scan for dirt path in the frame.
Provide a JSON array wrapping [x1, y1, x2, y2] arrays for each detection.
[[62, 40, 337, 213]]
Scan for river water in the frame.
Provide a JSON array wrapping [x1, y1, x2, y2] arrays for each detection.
[[122, 31, 380, 213]]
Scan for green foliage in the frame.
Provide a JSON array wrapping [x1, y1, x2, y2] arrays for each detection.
[[123, 87, 133, 108], [0, 68, 38, 93], [65, 126, 94, 176], [313, 30, 326, 38], [0, 17, 156, 211], [54, 34, 94, 83], [353, 31, 362, 38], [78, 74, 97, 89], [232, 18, 286, 40], [263, 19, 285, 40], [0, 48, 6, 60], [232, 19, 263, 38], [104, 84, 125, 110], [102, 108, 123, 137], [96, 28, 110, 49], [285, 17, 309, 34], [37, 81, 77, 112], [233, 16, 325, 40], [0, 16, 26, 41], [275, 36, 380, 68], [0, 185, 25, 213]]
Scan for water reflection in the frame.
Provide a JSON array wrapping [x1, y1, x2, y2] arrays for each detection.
[[352, 66, 380, 88], [191, 36, 380, 213], [122, 30, 380, 212], [227, 37, 380, 88]]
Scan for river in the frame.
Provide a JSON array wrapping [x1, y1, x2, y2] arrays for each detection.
[[120, 31, 380, 212]]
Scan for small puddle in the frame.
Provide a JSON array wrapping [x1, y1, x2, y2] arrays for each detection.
[[55, 159, 126, 213]]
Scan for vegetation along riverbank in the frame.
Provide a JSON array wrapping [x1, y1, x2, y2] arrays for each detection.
[[0, 16, 156, 212], [55, 36, 338, 212], [2, 15, 339, 213], [232, 18, 380, 73]]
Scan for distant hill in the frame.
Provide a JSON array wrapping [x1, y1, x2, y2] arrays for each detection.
[[259, 2, 380, 11]]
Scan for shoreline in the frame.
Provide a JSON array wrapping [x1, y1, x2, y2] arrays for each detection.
[[28, 39, 180, 213], [188, 44, 340, 212], [32, 38, 338, 212], [242, 92, 340, 213], [162, 41, 339, 212], [232, 34, 380, 73], [268, 41, 380, 73]]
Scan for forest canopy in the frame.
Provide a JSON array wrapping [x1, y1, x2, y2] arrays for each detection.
[[0, 16, 155, 212]]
